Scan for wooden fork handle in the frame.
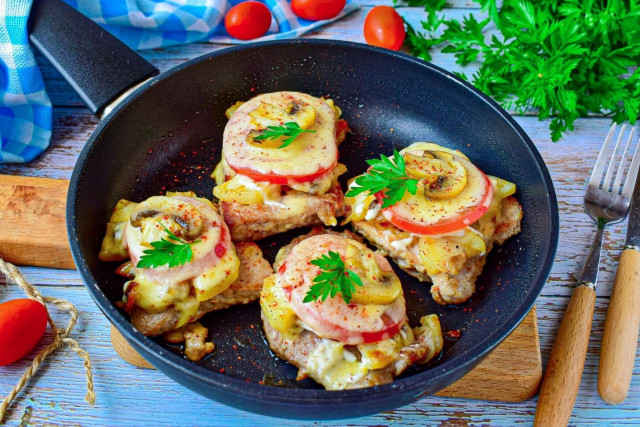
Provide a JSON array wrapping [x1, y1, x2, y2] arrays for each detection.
[[534, 285, 596, 427], [598, 248, 640, 404]]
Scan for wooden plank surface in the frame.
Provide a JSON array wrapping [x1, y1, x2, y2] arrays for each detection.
[[436, 307, 541, 402], [0, 176, 73, 269], [1, 1, 639, 425]]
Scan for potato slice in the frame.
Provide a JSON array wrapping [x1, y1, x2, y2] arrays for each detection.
[[489, 176, 516, 199], [260, 275, 297, 332], [225, 101, 245, 119], [213, 182, 263, 205], [417, 228, 486, 276]]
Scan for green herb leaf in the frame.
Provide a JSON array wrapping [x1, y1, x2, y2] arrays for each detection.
[[345, 150, 419, 208], [401, 0, 640, 141], [253, 122, 316, 149], [136, 221, 198, 269], [303, 251, 363, 304]]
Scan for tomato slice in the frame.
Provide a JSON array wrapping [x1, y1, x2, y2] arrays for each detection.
[[228, 158, 337, 184], [280, 234, 406, 345], [379, 161, 494, 235]]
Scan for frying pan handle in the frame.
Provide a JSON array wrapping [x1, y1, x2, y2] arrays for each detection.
[[28, 0, 159, 117]]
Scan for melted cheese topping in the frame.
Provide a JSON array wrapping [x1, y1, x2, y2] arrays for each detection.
[[223, 92, 338, 179], [391, 235, 414, 252], [305, 339, 370, 389], [386, 154, 489, 226], [261, 238, 444, 389], [344, 143, 517, 277], [214, 161, 346, 208], [279, 321, 416, 390], [103, 193, 241, 329]]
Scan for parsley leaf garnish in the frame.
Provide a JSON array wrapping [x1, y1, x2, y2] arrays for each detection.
[[303, 251, 363, 304], [400, 0, 640, 141], [253, 122, 316, 149], [136, 220, 198, 269], [345, 150, 419, 208]]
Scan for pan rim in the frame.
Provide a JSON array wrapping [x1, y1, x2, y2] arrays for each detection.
[[67, 39, 559, 410]]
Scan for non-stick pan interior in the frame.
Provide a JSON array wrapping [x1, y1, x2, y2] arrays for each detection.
[[69, 40, 557, 419]]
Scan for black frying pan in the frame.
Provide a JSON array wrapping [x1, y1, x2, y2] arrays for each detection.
[[30, 0, 558, 420]]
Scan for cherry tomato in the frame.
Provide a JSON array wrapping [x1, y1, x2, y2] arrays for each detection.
[[0, 299, 48, 366], [228, 159, 337, 184], [291, 0, 346, 21], [282, 235, 406, 345], [225, 2, 272, 41], [379, 172, 494, 235], [363, 6, 406, 51]]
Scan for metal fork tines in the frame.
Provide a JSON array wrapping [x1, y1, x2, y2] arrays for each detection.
[[580, 123, 640, 288]]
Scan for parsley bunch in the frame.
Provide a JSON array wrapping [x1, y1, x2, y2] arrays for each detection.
[[403, 0, 640, 141]]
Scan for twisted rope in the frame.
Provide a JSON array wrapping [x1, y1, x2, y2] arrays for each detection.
[[0, 258, 95, 423]]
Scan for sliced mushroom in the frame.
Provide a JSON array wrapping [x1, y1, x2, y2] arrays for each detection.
[[285, 101, 316, 130], [404, 151, 468, 200], [129, 196, 204, 241]]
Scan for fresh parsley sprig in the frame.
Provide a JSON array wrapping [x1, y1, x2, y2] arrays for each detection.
[[402, 0, 640, 141], [137, 220, 199, 269], [253, 122, 316, 149], [304, 251, 363, 304], [345, 150, 419, 208]]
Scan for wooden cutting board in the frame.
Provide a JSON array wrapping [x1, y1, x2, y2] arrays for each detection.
[[0, 174, 542, 402]]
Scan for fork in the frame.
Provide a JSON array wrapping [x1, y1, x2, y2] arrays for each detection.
[[534, 123, 640, 427]]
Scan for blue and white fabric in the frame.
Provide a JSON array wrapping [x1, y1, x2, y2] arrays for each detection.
[[0, 0, 358, 163], [66, 0, 359, 49], [0, 1, 52, 163]]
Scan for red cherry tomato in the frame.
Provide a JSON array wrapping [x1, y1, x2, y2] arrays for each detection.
[[225, 2, 272, 41], [363, 6, 406, 51], [291, 0, 346, 21], [0, 299, 48, 366], [379, 172, 494, 235]]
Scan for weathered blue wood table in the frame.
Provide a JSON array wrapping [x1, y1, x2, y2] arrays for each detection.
[[1, 1, 639, 425]]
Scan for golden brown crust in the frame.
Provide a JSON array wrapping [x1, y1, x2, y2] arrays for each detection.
[[351, 196, 523, 305], [221, 183, 345, 242], [262, 313, 439, 389]]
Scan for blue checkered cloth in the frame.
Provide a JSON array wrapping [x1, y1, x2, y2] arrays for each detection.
[[0, 1, 52, 163], [0, 0, 358, 163]]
